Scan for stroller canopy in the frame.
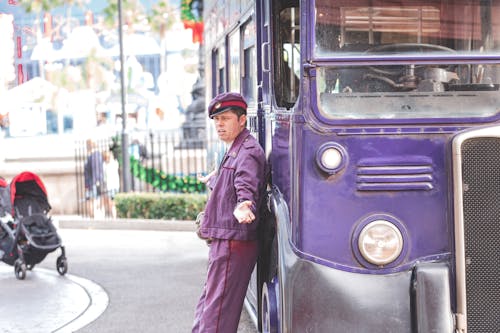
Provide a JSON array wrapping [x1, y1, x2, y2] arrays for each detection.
[[10, 172, 51, 216]]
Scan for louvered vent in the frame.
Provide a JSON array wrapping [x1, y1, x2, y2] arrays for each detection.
[[357, 158, 434, 191]]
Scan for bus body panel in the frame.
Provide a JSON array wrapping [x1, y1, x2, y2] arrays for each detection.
[[292, 122, 452, 271], [272, 185, 454, 332]]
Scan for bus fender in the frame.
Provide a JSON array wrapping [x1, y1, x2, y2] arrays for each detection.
[[413, 262, 454, 333], [268, 185, 299, 333]]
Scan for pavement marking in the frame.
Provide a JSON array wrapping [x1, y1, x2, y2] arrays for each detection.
[[37, 268, 110, 333]]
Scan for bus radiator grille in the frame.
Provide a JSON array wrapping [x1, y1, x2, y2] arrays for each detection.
[[461, 137, 500, 332]]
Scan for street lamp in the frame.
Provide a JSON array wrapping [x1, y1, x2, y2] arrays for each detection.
[[118, 0, 131, 192]]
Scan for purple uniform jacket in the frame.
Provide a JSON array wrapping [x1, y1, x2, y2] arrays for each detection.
[[200, 128, 266, 241]]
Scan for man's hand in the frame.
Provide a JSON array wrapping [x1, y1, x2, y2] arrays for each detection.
[[198, 170, 216, 184], [233, 200, 255, 224]]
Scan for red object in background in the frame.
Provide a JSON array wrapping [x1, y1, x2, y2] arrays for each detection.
[[17, 64, 23, 84], [16, 36, 21, 58], [43, 13, 52, 38], [183, 21, 204, 43], [85, 10, 93, 26], [16, 36, 23, 84]]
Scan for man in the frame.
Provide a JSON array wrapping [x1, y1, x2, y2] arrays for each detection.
[[192, 92, 267, 333]]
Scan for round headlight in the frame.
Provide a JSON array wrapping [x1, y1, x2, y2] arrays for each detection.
[[321, 148, 342, 169], [358, 220, 403, 266], [316, 143, 346, 174]]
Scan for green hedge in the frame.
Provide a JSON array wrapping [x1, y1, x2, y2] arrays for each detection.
[[130, 156, 206, 193], [115, 192, 207, 220]]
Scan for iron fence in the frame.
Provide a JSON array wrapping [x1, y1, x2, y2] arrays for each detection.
[[75, 128, 208, 218]]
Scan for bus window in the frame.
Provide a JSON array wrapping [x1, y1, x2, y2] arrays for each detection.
[[216, 46, 226, 94], [242, 20, 257, 108], [314, 0, 500, 56], [229, 29, 241, 93], [315, 0, 460, 57], [210, 50, 217, 98], [206, 52, 213, 100], [274, 5, 300, 108], [313, 0, 500, 121]]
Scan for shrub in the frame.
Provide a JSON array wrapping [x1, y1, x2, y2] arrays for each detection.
[[115, 192, 207, 220]]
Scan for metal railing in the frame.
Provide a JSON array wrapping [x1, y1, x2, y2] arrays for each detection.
[[75, 128, 208, 218]]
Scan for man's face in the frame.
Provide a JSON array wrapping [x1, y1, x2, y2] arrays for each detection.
[[212, 110, 246, 143]]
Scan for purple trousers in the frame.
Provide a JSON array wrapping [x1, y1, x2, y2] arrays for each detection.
[[192, 239, 258, 333]]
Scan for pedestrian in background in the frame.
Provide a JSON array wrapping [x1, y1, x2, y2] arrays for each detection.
[[192, 92, 267, 333], [84, 139, 104, 219], [103, 150, 120, 219]]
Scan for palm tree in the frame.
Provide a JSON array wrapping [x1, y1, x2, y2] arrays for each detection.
[[147, 1, 177, 73], [18, 0, 63, 16], [102, 0, 146, 30]]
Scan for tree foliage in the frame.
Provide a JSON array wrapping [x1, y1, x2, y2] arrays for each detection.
[[18, 0, 63, 13], [148, 0, 177, 38], [102, 0, 146, 30]]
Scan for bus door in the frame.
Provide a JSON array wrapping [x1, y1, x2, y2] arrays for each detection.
[[247, 0, 302, 329]]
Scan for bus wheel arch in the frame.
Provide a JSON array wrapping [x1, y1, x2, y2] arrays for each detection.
[[260, 186, 290, 333]]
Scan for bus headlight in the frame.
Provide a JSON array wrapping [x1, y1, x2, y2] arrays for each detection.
[[316, 143, 346, 174], [358, 220, 403, 266]]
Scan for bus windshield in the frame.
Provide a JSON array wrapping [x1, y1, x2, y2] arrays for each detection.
[[314, 0, 500, 120]]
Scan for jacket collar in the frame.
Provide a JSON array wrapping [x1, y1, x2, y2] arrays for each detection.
[[226, 128, 250, 159]]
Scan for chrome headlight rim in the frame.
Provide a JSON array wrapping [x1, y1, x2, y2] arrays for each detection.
[[352, 214, 408, 269], [315, 142, 347, 174]]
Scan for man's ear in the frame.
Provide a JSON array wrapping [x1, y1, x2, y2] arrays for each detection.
[[239, 114, 247, 127]]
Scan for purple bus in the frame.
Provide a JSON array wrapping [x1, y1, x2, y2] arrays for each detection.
[[203, 0, 500, 332]]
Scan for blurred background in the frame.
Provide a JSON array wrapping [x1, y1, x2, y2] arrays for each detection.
[[0, 0, 207, 216]]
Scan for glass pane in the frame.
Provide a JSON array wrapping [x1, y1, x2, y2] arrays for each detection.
[[229, 30, 241, 92], [242, 46, 256, 106], [274, 7, 300, 108], [314, 0, 500, 120], [242, 20, 256, 107], [316, 65, 500, 120], [315, 0, 500, 57], [216, 46, 226, 93]]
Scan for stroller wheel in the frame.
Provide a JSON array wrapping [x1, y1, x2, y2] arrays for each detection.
[[14, 259, 27, 280], [56, 256, 68, 275]]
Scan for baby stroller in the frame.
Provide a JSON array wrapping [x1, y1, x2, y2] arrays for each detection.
[[1, 171, 68, 280], [0, 177, 16, 268]]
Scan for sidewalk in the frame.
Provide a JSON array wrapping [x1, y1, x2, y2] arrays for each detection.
[[0, 216, 193, 333], [0, 265, 108, 333]]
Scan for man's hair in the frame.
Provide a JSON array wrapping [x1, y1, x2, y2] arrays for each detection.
[[230, 107, 246, 118], [223, 107, 247, 127]]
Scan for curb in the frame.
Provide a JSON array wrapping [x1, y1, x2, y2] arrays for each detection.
[[54, 216, 196, 232], [0, 266, 109, 333], [46, 269, 109, 333]]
